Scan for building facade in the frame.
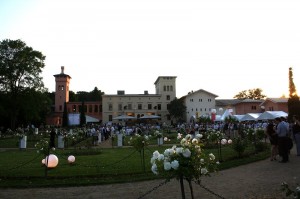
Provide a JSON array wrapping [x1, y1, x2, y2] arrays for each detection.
[[182, 89, 218, 122], [101, 76, 177, 124]]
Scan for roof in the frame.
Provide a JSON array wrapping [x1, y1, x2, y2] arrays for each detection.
[[53, 73, 71, 79], [240, 99, 264, 103], [215, 99, 241, 106], [154, 76, 177, 85], [259, 98, 288, 106], [182, 89, 218, 98]]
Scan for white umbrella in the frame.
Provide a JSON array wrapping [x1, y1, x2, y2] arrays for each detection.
[[139, 115, 160, 119], [113, 115, 136, 120]]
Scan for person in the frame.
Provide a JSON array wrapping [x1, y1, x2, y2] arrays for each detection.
[[49, 128, 56, 149], [292, 115, 300, 156], [275, 117, 290, 163], [265, 121, 278, 161]]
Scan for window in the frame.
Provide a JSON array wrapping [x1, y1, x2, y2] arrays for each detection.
[[167, 86, 169, 91], [158, 104, 161, 110], [166, 95, 170, 100], [148, 104, 152, 110], [208, 99, 211, 102], [118, 104, 122, 111], [128, 104, 132, 110], [89, 105, 92, 113], [94, 105, 98, 113], [167, 104, 170, 110], [199, 99, 202, 102], [170, 86, 173, 91], [58, 85, 64, 91], [99, 105, 102, 112], [138, 104, 142, 110], [108, 104, 113, 111], [109, 115, 112, 121], [251, 106, 257, 110], [72, 105, 76, 112], [164, 85, 166, 91]]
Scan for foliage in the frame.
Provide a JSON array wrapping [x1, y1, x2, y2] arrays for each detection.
[[150, 134, 218, 182], [35, 138, 50, 156], [0, 142, 269, 188], [128, 134, 149, 152], [167, 97, 186, 122], [71, 87, 104, 102], [289, 67, 297, 98], [153, 130, 163, 138], [288, 67, 300, 121], [197, 116, 212, 123], [62, 102, 69, 127], [233, 88, 266, 100], [281, 181, 300, 199], [231, 137, 248, 158], [224, 116, 238, 123], [0, 39, 47, 129], [80, 101, 86, 127], [205, 129, 225, 144]]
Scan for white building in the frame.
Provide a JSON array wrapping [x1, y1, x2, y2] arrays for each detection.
[[181, 89, 218, 122], [101, 76, 177, 124]]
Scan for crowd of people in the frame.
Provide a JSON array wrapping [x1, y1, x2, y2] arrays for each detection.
[[264, 116, 300, 163]]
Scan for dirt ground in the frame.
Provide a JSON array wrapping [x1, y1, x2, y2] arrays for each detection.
[[1, 146, 299, 199]]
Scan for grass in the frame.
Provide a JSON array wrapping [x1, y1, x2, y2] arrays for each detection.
[[0, 140, 270, 188]]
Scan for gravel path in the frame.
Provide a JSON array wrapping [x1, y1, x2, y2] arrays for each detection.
[[1, 147, 299, 199]]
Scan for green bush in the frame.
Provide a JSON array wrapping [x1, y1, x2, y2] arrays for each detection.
[[232, 137, 248, 158]]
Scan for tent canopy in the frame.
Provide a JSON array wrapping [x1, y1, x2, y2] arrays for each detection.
[[240, 113, 261, 121], [233, 115, 245, 121], [256, 111, 288, 120], [113, 115, 136, 120], [86, 115, 100, 123], [140, 115, 160, 119]]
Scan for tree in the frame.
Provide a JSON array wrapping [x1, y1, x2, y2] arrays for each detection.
[[168, 97, 186, 123], [62, 102, 69, 127], [80, 101, 86, 126], [0, 39, 46, 129], [234, 88, 266, 100], [287, 67, 300, 121]]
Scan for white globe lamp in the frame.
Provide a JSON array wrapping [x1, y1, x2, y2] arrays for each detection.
[[68, 155, 76, 164], [45, 154, 59, 168]]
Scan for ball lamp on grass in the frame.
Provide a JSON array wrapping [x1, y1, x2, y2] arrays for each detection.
[[45, 154, 59, 168], [68, 155, 75, 164]]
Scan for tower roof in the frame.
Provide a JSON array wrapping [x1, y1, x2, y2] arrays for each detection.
[[53, 66, 71, 79]]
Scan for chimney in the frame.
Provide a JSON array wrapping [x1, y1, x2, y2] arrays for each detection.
[[61, 66, 64, 74]]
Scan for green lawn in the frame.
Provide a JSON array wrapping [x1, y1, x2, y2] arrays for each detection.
[[0, 141, 270, 188]]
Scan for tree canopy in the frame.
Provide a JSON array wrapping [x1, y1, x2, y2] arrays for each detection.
[[233, 88, 266, 100], [167, 97, 186, 123], [288, 67, 300, 120], [0, 39, 47, 129]]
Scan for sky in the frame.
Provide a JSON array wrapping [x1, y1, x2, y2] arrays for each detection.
[[1, 0, 300, 99]]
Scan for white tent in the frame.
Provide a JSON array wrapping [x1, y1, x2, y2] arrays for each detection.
[[214, 115, 222, 122], [140, 115, 160, 119], [86, 115, 100, 123], [233, 115, 245, 121], [113, 115, 136, 120], [220, 109, 232, 121], [256, 111, 288, 120], [240, 113, 261, 121]]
